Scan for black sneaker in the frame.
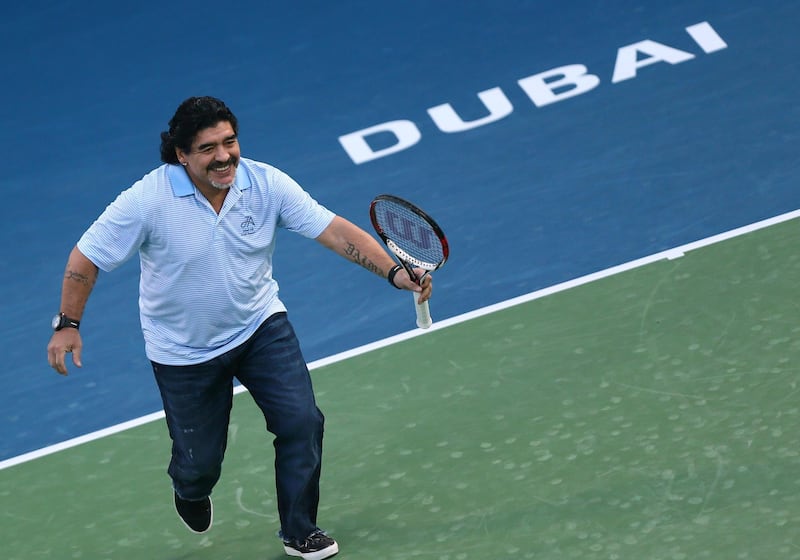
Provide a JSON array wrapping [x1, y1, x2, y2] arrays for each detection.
[[283, 530, 339, 560], [174, 492, 213, 533]]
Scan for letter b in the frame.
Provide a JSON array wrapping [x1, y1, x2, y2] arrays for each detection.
[[518, 64, 600, 107]]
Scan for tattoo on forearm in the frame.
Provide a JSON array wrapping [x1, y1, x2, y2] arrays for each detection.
[[65, 268, 97, 287], [344, 242, 383, 275]]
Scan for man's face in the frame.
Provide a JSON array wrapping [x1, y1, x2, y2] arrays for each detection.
[[176, 121, 240, 191]]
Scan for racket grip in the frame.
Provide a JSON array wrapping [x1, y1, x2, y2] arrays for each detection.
[[414, 292, 432, 329]]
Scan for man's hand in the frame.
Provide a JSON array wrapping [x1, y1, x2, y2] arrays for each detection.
[[47, 329, 83, 375], [393, 267, 434, 304]]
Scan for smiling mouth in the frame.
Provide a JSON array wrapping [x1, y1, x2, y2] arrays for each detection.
[[209, 158, 237, 174]]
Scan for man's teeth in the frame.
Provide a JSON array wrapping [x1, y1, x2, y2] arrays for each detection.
[[212, 165, 230, 172]]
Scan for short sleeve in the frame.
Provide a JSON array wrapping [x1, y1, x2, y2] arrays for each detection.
[[77, 185, 147, 272], [272, 169, 335, 238]]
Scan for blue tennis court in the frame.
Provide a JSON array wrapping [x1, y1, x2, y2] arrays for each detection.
[[1, 1, 798, 557]]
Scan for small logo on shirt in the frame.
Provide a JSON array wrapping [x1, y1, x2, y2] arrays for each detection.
[[241, 215, 256, 235]]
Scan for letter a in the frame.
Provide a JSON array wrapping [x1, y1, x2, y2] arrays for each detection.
[[428, 87, 513, 133], [612, 40, 695, 83], [338, 120, 422, 164]]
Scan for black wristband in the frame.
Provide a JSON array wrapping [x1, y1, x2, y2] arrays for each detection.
[[387, 264, 403, 289]]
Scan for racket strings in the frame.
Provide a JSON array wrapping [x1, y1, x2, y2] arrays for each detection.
[[372, 201, 445, 265]]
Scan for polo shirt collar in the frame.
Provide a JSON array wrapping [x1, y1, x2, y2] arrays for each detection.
[[167, 160, 253, 197]]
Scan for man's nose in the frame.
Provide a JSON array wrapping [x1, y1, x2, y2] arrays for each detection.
[[214, 144, 229, 160]]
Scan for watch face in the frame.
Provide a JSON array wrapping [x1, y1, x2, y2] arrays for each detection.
[[52, 314, 62, 329]]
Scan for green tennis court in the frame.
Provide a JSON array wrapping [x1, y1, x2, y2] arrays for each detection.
[[3, 217, 799, 559]]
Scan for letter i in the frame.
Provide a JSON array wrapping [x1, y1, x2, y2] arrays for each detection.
[[685, 22, 727, 53]]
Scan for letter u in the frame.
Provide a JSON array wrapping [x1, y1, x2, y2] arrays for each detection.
[[427, 87, 514, 133]]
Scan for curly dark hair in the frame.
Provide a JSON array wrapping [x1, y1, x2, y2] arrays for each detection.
[[159, 96, 239, 164]]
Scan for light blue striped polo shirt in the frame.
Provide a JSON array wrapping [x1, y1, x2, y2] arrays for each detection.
[[77, 158, 335, 365]]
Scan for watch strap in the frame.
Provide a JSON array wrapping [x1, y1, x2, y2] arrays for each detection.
[[55, 313, 81, 331]]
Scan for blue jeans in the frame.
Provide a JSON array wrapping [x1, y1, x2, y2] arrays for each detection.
[[151, 312, 324, 540]]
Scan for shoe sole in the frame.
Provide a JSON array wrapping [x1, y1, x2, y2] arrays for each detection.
[[283, 541, 339, 560]]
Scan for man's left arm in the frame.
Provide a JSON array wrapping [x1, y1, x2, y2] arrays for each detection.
[[315, 216, 432, 302]]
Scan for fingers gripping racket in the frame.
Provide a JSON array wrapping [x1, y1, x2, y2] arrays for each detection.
[[370, 194, 449, 329]]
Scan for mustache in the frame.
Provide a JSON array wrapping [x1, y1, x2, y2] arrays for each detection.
[[207, 157, 238, 172]]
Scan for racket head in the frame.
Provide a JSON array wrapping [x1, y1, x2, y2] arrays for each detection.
[[369, 194, 449, 272]]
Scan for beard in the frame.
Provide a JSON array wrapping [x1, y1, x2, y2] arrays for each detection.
[[210, 179, 233, 190], [208, 157, 238, 190]]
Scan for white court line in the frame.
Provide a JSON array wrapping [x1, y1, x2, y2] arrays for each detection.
[[2, 208, 798, 472]]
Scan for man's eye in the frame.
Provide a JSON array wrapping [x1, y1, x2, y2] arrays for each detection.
[[198, 146, 214, 154], [225, 139, 237, 146]]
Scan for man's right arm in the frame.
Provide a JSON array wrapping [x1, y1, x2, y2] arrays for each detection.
[[47, 247, 99, 375]]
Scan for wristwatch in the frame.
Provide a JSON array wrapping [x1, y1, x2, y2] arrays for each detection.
[[52, 313, 81, 331]]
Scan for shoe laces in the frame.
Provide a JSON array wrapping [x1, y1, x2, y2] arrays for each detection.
[[300, 530, 332, 547]]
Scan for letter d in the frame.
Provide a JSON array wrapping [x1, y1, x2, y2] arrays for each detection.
[[338, 120, 421, 164]]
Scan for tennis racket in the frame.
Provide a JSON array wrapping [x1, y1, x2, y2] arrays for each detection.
[[370, 194, 449, 329]]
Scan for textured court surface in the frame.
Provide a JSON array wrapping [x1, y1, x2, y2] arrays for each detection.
[[3, 217, 799, 559], [1, 1, 799, 558]]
